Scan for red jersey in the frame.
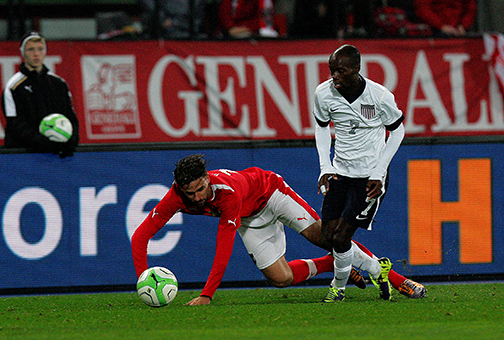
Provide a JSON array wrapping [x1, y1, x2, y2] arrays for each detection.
[[131, 167, 286, 298]]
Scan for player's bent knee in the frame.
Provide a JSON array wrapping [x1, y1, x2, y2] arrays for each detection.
[[269, 277, 293, 288], [265, 272, 294, 288]]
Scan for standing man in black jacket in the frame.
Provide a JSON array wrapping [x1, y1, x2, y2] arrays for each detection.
[[2, 32, 79, 157]]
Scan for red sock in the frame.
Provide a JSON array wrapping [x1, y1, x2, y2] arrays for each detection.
[[388, 270, 406, 289], [352, 240, 406, 289], [288, 254, 333, 285]]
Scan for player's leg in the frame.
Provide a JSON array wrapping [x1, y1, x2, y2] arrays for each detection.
[[352, 240, 403, 287], [294, 206, 387, 292], [288, 177, 357, 295], [322, 176, 392, 301], [351, 240, 381, 282], [299, 221, 369, 289], [298, 219, 331, 251], [285, 235, 389, 291], [318, 217, 357, 302], [268, 184, 365, 289], [260, 256, 293, 287], [238, 219, 292, 287], [266, 189, 335, 286], [286, 254, 334, 285], [338, 187, 392, 300], [329, 217, 358, 291], [244, 188, 336, 287], [328, 226, 389, 295], [260, 252, 334, 287], [239, 221, 334, 287], [318, 177, 355, 300], [352, 240, 427, 298], [239, 202, 333, 289]]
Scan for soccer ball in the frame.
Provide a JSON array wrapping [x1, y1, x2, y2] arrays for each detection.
[[136, 267, 178, 307], [39, 113, 73, 142]]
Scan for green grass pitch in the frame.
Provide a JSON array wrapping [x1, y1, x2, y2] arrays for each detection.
[[1, 283, 503, 340]]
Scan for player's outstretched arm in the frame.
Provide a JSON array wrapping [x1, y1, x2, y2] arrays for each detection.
[[185, 296, 212, 306]]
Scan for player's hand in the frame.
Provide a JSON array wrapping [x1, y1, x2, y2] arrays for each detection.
[[318, 174, 337, 195], [184, 296, 211, 306], [366, 180, 383, 199]]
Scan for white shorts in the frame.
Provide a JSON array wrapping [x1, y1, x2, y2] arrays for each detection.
[[238, 188, 318, 270]]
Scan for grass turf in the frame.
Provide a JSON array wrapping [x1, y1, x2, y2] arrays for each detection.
[[0, 283, 503, 340]]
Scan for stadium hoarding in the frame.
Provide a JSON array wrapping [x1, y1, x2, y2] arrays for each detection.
[[0, 144, 503, 291], [1, 37, 504, 145]]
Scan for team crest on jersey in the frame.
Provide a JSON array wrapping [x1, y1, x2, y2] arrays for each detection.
[[360, 104, 376, 119]]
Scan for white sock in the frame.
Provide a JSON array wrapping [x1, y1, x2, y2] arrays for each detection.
[[351, 241, 381, 279], [331, 247, 353, 289], [302, 259, 318, 280]]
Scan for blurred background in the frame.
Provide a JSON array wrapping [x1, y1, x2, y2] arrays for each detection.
[[1, 0, 503, 41]]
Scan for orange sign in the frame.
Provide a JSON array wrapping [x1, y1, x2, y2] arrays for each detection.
[[408, 159, 492, 265]]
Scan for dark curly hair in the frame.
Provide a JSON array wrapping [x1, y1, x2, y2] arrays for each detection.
[[173, 154, 209, 187]]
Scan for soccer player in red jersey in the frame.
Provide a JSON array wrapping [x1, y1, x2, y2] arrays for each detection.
[[131, 154, 425, 306]]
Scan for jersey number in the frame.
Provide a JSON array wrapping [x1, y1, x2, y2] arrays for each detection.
[[349, 120, 360, 134]]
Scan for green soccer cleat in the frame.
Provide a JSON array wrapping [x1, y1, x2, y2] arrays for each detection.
[[321, 286, 345, 303], [369, 257, 393, 300]]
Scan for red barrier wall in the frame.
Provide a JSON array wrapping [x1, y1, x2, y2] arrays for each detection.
[[1, 38, 503, 145]]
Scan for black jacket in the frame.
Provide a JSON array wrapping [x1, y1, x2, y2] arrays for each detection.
[[2, 63, 79, 154]]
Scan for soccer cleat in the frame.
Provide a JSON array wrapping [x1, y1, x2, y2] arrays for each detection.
[[398, 279, 427, 299], [321, 286, 345, 303], [369, 257, 393, 300], [349, 268, 367, 289]]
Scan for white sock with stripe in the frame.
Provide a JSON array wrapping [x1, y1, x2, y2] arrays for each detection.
[[351, 242, 381, 279], [302, 259, 318, 280]]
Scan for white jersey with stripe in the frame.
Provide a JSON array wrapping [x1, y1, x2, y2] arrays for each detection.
[[313, 77, 403, 178]]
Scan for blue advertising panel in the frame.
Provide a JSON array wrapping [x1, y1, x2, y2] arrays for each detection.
[[0, 143, 503, 290]]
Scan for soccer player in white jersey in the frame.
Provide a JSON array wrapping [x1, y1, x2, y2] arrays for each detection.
[[314, 44, 425, 302], [131, 154, 424, 306]]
